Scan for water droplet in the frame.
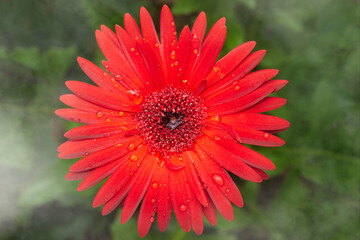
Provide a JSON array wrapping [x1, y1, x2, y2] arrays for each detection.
[[170, 50, 176, 60], [102, 72, 108, 77], [84, 152, 89, 156], [179, 204, 187, 212], [214, 136, 221, 141], [234, 86, 240, 91], [170, 63, 174, 67], [210, 115, 221, 122], [129, 155, 138, 161], [150, 216, 155, 222], [129, 171, 133, 176], [154, 43, 159, 48], [182, 79, 188, 83], [174, 61, 179, 66], [186, 198, 190, 203], [151, 198, 156, 203], [193, 49, 198, 54], [128, 143, 135, 151], [210, 154, 214, 158], [264, 133, 270, 139], [130, 47, 135, 52], [225, 188, 230, 193], [153, 207, 157, 212], [231, 73, 236, 77], [212, 174, 224, 186], [163, 183, 167, 187], [105, 118, 111, 122], [178, 68, 182, 72], [96, 111, 103, 118], [202, 184, 208, 189], [121, 126, 128, 131], [115, 143, 123, 147], [152, 182, 159, 189], [170, 21, 175, 26], [118, 111, 124, 116], [173, 31, 177, 36]]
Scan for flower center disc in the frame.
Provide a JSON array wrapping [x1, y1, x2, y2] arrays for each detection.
[[137, 87, 207, 156]]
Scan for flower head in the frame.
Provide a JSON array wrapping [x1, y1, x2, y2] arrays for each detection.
[[56, 5, 289, 237]]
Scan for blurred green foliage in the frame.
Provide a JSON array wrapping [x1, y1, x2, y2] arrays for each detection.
[[0, 0, 359, 239]]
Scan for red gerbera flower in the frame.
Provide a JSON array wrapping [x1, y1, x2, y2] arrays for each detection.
[[56, 5, 289, 237]]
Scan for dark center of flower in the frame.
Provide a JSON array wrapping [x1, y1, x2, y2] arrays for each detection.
[[137, 87, 207, 156]]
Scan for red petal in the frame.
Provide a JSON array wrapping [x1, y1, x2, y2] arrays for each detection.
[[95, 30, 137, 79], [135, 37, 166, 89], [205, 41, 256, 87], [181, 12, 207, 89], [124, 13, 142, 40], [221, 113, 290, 131], [242, 96, 287, 113], [202, 50, 267, 98], [77, 159, 124, 191], [58, 134, 132, 159], [203, 129, 275, 170], [64, 122, 135, 140], [202, 198, 217, 226], [156, 164, 172, 232], [160, 5, 177, 85], [65, 81, 138, 112], [186, 19, 226, 92], [93, 146, 148, 207], [137, 163, 163, 237], [174, 26, 191, 87], [55, 108, 132, 125], [183, 154, 209, 207], [205, 69, 279, 107], [195, 136, 262, 182], [169, 156, 191, 232], [230, 127, 284, 147], [64, 171, 91, 181], [207, 80, 288, 116], [189, 144, 244, 207], [187, 185, 204, 235], [100, 25, 122, 50], [115, 25, 157, 92], [251, 167, 269, 180], [77, 57, 128, 94], [187, 150, 234, 221], [69, 137, 142, 172], [121, 154, 156, 224]]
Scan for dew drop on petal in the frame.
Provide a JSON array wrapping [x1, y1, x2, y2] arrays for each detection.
[[115, 143, 123, 147], [102, 72, 108, 77], [129, 171, 134, 176], [84, 152, 89, 156], [225, 188, 230, 193], [212, 174, 224, 186], [154, 43, 159, 48], [96, 111, 103, 118], [130, 47, 135, 52], [152, 181, 159, 189], [170, 21, 175, 26], [186, 198, 190, 203], [129, 155, 138, 161], [264, 133, 270, 139], [150, 216, 155, 222], [128, 143, 135, 151], [193, 49, 199, 54], [119, 111, 124, 116], [105, 118, 111, 122], [170, 50, 176, 60], [202, 183, 208, 189], [179, 204, 187, 212], [214, 136, 221, 141], [153, 207, 157, 212], [234, 86, 240, 91]]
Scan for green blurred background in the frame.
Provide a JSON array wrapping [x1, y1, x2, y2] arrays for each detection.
[[0, 0, 359, 239]]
